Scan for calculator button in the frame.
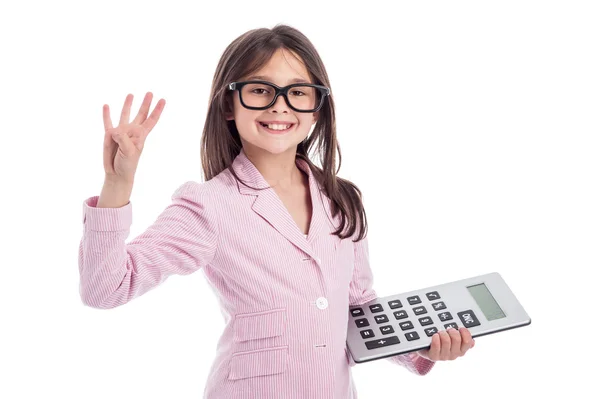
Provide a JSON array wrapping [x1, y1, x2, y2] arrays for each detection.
[[444, 322, 459, 330], [388, 299, 403, 309], [393, 310, 408, 320], [355, 318, 370, 328], [360, 329, 375, 339], [380, 325, 395, 335], [365, 336, 400, 350], [424, 327, 439, 336], [413, 306, 427, 315], [350, 308, 365, 317], [432, 301, 446, 311], [418, 316, 433, 326], [438, 312, 453, 322], [399, 321, 414, 330], [405, 331, 420, 341], [407, 296, 421, 305], [374, 314, 389, 324], [426, 291, 440, 300], [369, 304, 384, 313], [458, 310, 481, 327]]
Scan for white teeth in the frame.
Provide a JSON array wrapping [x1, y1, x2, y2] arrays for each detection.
[[261, 123, 291, 130]]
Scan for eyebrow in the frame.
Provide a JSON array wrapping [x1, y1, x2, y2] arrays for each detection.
[[246, 75, 311, 84]]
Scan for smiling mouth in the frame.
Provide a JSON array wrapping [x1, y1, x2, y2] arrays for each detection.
[[257, 121, 295, 133]]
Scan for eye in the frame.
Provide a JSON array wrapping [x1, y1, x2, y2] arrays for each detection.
[[290, 90, 305, 96], [251, 88, 271, 95]]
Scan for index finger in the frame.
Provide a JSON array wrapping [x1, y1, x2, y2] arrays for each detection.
[[459, 327, 474, 353], [102, 104, 113, 132], [427, 332, 441, 360]]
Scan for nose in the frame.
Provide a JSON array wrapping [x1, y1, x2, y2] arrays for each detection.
[[270, 93, 290, 113]]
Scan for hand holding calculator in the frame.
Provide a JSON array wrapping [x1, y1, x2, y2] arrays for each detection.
[[346, 272, 531, 364]]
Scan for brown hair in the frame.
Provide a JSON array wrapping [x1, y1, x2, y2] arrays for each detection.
[[200, 24, 367, 242]]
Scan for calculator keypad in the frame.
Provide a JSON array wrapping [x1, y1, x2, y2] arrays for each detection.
[[405, 331, 420, 341], [380, 326, 395, 334], [393, 310, 408, 319], [426, 291, 441, 300], [369, 304, 384, 313], [407, 296, 421, 305], [438, 312, 453, 322], [424, 327, 439, 336], [458, 310, 481, 327], [365, 336, 400, 349], [349, 290, 476, 352], [355, 318, 369, 328], [400, 321, 414, 330], [360, 329, 375, 338], [388, 300, 403, 309], [351, 308, 365, 317], [413, 306, 427, 315]]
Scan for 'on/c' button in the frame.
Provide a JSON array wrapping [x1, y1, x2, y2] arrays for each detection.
[[316, 297, 328, 309]]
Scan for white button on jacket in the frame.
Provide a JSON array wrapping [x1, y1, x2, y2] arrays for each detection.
[[316, 297, 329, 309], [79, 148, 435, 399]]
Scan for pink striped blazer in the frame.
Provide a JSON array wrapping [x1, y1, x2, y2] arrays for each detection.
[[79, 148, 435, 398]]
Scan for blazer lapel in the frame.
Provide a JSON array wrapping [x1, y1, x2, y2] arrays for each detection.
[[231, 149, 336, 262]]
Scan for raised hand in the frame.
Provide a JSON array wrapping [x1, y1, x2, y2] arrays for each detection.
[[102, 92, 166, 184]]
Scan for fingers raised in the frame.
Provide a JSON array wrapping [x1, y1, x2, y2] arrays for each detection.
[[132, 92, 153, 126], [103, 104, 113, 132], [141, 98, 166, 133], [119, 93, 133, 126]]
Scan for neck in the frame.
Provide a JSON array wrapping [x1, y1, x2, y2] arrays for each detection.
[[242, 147, 302, 191]]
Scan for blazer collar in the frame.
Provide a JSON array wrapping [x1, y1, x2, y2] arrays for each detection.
[[230, 148, 337, 260]]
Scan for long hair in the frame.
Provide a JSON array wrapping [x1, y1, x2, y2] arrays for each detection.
[[200, 24, 367, 242]]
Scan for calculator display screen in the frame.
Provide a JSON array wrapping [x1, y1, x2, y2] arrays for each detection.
[[467, 283, 506, 321]]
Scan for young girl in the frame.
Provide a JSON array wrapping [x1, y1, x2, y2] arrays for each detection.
[[79, 24, 475, 398]]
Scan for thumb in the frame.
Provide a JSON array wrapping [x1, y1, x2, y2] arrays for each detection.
[[111, 131, 136, 157]]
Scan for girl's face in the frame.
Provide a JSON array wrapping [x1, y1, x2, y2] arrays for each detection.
[[226, 48, 318, 157]]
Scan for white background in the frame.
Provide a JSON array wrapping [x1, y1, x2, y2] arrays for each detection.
[[1, 0, 598, 397]]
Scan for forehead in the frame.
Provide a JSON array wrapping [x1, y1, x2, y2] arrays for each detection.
[[246, 48, 312, 85]]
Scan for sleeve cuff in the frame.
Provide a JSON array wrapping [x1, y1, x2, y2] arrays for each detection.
[[413, 353, 436, 375], [82, 195, 132, 231]]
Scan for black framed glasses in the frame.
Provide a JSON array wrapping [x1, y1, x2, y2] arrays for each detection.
[[227, 80, 330, 113]]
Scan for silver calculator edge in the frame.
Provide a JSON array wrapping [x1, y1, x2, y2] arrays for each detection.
[[346, 271, 532, 364]]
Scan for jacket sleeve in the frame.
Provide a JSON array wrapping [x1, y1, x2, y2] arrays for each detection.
[[347, 234, 435, 376], [78, 181, 218, 309]]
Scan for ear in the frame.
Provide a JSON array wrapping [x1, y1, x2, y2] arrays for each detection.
[[225, 111, 234, 121], [312, 111, 319, 124]]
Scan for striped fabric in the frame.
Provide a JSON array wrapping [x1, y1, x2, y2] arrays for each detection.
[[79, 148, 435, 398]]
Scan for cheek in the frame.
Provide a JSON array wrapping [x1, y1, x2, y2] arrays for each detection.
[[232, 110, 260, 135], [296, 116, 315, 131], [234, 118, 257, 141]]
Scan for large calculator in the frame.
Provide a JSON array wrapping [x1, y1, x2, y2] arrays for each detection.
[[346, 272, 531, 364]]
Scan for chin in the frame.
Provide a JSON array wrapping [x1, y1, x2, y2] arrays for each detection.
[[244, 138, 300, 156]]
